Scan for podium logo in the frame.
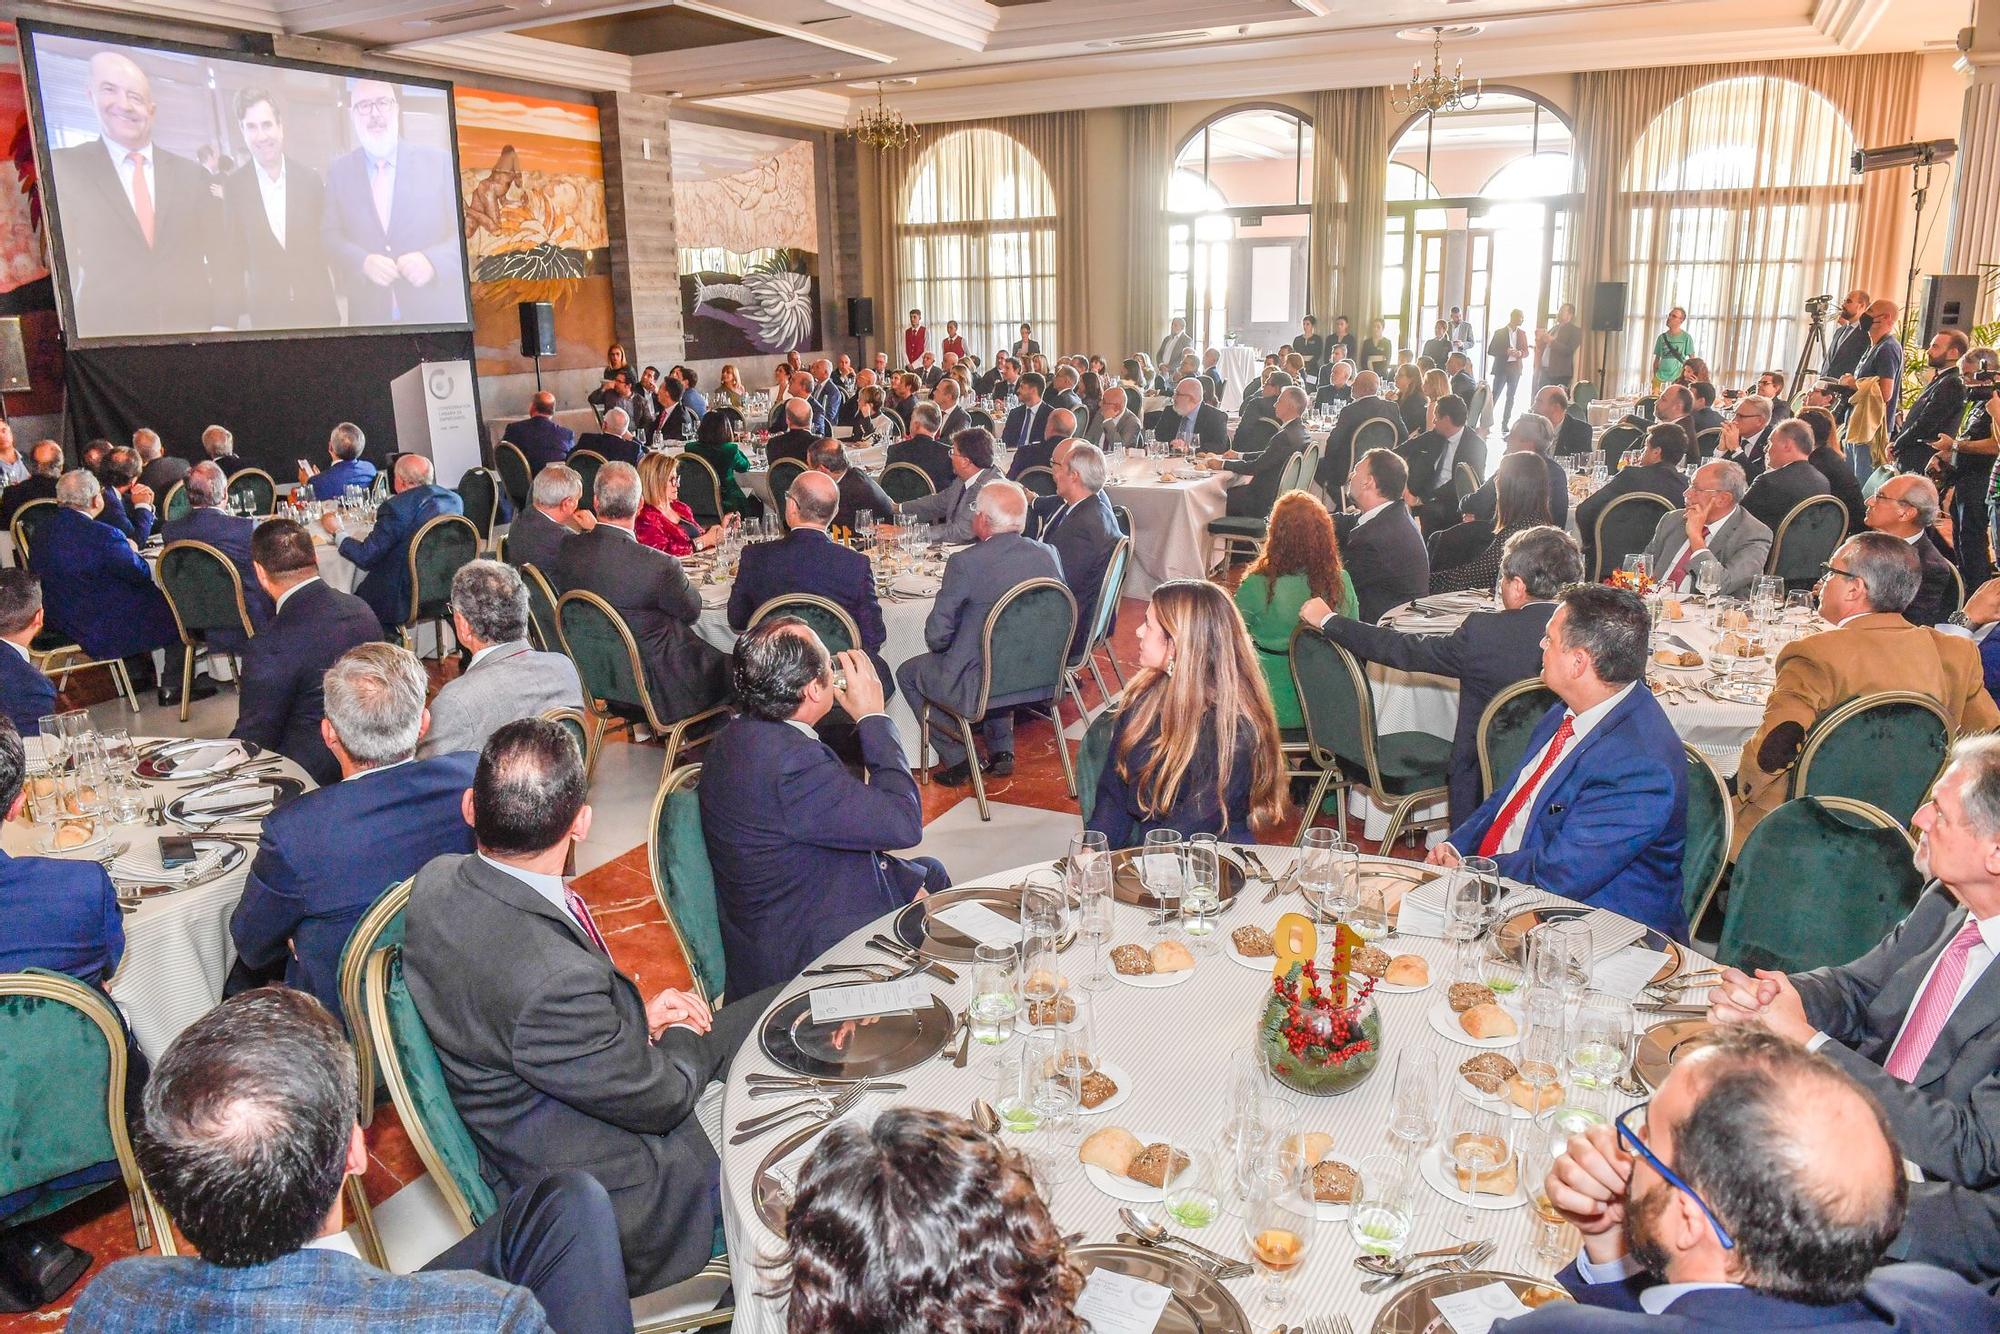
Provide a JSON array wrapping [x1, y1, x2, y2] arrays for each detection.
[[427, 369, 458, 400]]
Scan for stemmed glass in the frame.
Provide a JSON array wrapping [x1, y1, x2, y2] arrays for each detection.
[[1515, 986, 1568, 1111], [1351, 885, 1391, 943], [1182, 834, 1222, 953], [38, 713, 67, 772], [1298, 829, 1358, 927], [1073, 854, 1116, 993], [1139, 830, 1185, 937], [1030, 1028, 1084, 1183], [1568, 992, 1636, 1094], [1389, 1047, 1442, 1160], [1520, 1110, 1574, 1271], [1019, 937, 1063, 1027], [1243, 1145, 1316, 1315], [1446, 1097, 1515, 1240], [1694, 558, 1722, 601]]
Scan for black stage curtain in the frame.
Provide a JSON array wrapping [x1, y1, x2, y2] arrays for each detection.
[[62, 330, 477, 476]]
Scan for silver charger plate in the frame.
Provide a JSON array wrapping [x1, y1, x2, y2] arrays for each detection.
[[1068, 1243, 1251, 1334], [1371, 1268, 1572, 1332], [751, 1114, 827, 1236], [891, 884, 1077, 961], [163, 775, 307, 827], [133, 839, 249, 897], [136, 738, 263, 781], [1492, 905, 1681, 987], [1109, 847, 1246, 909], [757, 988, 955, 1080]]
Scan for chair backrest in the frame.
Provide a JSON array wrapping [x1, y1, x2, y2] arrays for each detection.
[[880, 461, 936, 504], [1569, 381, 1597, 417], [1694, 426, 1724, 459], [519, 562, 563, 654], [1942, 559, 1967, 620], [1016, 465, 1058, 499], [567, 451, 607, 513], [968, 408, 997, 433], [1453, 461, 1480, 502], [493, 441, 533, 510], [159, 479, 190, 523], [1289, 625, 1384, 789], [1074, 706, 1121, 827], [1467, 384, 1490, 425], [1789, 691, 1952, 827], [405, 514, 481, 627], [11, 498, 56, 566], [1597, 423, 1643, 457], [975, 578, 1077, 717], [1681, 744, 1732, 935], [1589, 493, 1675, 583], [1272, 450, 1308, 499], [1078, 537, 1131, 664], [557, 589, 665, 731], [1720, 797, 1922, 974], [363, 947, 498, 1234], [456, 468, 501, 543], [1111, 504, 1133, 538], [1475, 679, 1561, 801], [749, 593, 860, 655], [157, 540, 256, 642], [767, 459, 806, 511], [540, 706, 591, 767], [1352, 417, 1399, 457], [228, 467, 277, 515], [336, 877, 414, 1128], [646, 764, 727, 1005], [1766, 494, 1847, 585], [676, 452, 724, 523]]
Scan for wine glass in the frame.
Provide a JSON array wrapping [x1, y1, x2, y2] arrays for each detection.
[[1515, 986, 1568, 1111], [1446, 1096, 1515, 1240], [1182, 834, 1222, 952], [1019, 938, 1063, 1026], [1568, 992, 1636, 1093], [1243, 1147, 1315, 1314], [1389, 1047, 1442, 1158], [1139, 830, 1185, 935], [1297, 827, 1339, 927], [1527, 920, 1591, 1000], [1694, 557, 1722, 601], [1519, 1111, 1573, 1270], [1074, 860, 1115, 993], [1030, 1029, 1084, 1182], [1350, 1151, 1417, 1260]]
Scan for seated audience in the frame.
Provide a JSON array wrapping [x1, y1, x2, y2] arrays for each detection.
[[633, 453, 729, 557], [505, 463, 595, 574], [728, 472, 891, 690], [812, 442, 895, 530], [932, 377, 971, 441], [299, 422, 378, 500], [69, 987, 635, 1333], [896, 481, 1063, 786], [897, 428, 1004, 544], [1951, 575, 2000, 710], [1395, 363, 1429, 436], [652, 378, 695, 444], [1731, 533, 1998, 851], [1338, 448, 1430, 624], [554, 463, 731, 723], [766, 397, 820, 467], [686, 410, 762, 519], [1310, 526, 1579, 827], [849, 385, 893, 442], [0, 572, 53, 732], [1687, 377, 1726, 444], [420, 562, 583, 759], [1429, 451, 1554, 594], [1153, 376, 1228, 454], [501, 392, 575, 476], [1797, 405, 1867, 534], [888, 403, 955, 492], [197, 425, 250, 480], [1429, 584, 1687, 940], [1088, 384, 1143, 454], [1865, 474, 1957, 627], [1089, 579, 1287, 845], [1313, 358, 1356, 410], [575, 407, 642, 465], [31, 471, 188, 705], [1741, 419, 1832, 535], [702, 622, 945, 995], [1461, 412, 1569, 531], [405, 719, 771, 1295], [1236, 491, 1355, 731], [1642, 459, 1772, 597], [132, 427, 186, 497], [161, 460, 274, 650], [1205, 387, 1312, 520], [320, 454, 465, 636], [1447, 352, 1477, 403], [1539, 385, 1593, 459], [1002, 373, 1056, 472], [94, 448, 155, 546], [1714, 393, 1775, 481], [0, 439, 62, 526], [1399, 392, 1485, 535], [781, 1108, 1083, 1334], [1034, 441, 1123, 658], [1317, 370, 1404, 491], [1574, 423, 1690, 571]]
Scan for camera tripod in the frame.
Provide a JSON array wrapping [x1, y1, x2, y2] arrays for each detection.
[[1787, 306, 1830, 405]]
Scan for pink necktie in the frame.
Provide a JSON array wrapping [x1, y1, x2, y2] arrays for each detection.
[[564, 886, 610, 955], [371, 158, 394, 234], [1884, 921, 1983, 1081], [127, 152, 154, 247], [1665, 528, 1709, 588], [1479, 715, 1574, 857]]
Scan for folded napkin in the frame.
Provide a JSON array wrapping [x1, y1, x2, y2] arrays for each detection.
[[158, 741, 246, 773], [178, 780, 277, 817]]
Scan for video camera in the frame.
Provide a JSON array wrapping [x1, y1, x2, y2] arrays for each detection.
[[1805, 294, 1835, 318]]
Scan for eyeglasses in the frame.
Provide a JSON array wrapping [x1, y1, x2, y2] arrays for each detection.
[[353, 97, 398, 117], [1615, 1103, 1735, 1251], [1818, 562, 1856, 581]]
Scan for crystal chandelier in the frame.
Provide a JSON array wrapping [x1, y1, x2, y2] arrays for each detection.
[[1392, 27, 1482, 116], [848, 84, 918, 151]]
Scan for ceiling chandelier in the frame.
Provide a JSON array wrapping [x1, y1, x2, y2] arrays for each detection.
[[1392, 26, 1482, 116], [848, 84, 918, 151]]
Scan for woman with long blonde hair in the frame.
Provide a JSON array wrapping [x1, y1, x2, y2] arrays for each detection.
[[1088, 580, 1288, 845], [714, 363, 747, 411]]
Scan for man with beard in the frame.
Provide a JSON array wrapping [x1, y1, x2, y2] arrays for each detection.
[[1892, 329, 1972, 474], [321, 78, 465, 325], [222, 88, 337, 330]]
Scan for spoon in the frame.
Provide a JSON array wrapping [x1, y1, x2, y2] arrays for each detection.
[[971, 1099, 1000, 1134], [1118, 1208, 1252, 1277], [1354, 1238, 1489, 1277]]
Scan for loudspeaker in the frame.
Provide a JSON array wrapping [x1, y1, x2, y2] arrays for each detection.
[[847, 297, 875, 338], [1589, 282, 1628, 333], [1921, 274, 1981, 343], [517, 301, 556, 358]]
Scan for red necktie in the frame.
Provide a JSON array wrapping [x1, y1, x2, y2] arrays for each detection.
[[1478, 715, 1575, 857], [1665, 528, 1709, 589], [564, 886, 610, 955], [127, 152, 154, 248], [1883, 921, 1983, 1081]]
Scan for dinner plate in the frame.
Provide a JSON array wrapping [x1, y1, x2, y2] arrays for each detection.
[[1701, 676, 1772, 705], [135, 738, 262, 781], [757, 988, 955, 1080], [1493, 906, 1681, 987], [1455, 1070, 1561, 1120], [36, 822, 108, 857], [1371, 1269, 1572, 1333], [891, 884, 1075, 962], [1426, 998, 1519, 1050], [111, 838, 249, 893], [891, 573, 941, 597], [1081, 1133, 1189, 1203], [1069, 1244, 1251, 1334], [1418, 1143, 1523, 1211], [1636, 1017, 1719, 1090], [1077, 1061, 1132, 1117], [751, 1114, 826, 1236], [1224, 931, 1278, 971], [163, 776, 307, 828], [1109, 848, 1245, 909], [1113, 962, 1196, 989]]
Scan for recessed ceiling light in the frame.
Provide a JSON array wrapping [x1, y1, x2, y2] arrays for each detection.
[[1396, 24, 1482, 39]]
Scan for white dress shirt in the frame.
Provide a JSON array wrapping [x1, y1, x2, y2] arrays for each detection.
[[1573, 1251, 1738, 1311], [104, 137, 154, 219], [273, 575, 322, 616], [304, 1231, 365, 1261], [1806, 911, 2000, 1060], [254, 157, 288, 248], [1349, 498, 1394, 531], [1483, 682, 1636, 855], [1658, 504, 1740, 590]]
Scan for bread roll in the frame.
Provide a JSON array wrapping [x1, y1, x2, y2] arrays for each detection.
[[1384, 954, 1429, 987], [1506, 1074, 1564, 1114], [1079, 1127, 1142, 1176], [1079, 1070, 1118, 1109], [1128, 1143, 1191, 1188], [1149, 940, 1195, 973], [1351, 945, 1391, 978], [1459, 1002, 1518, 1040], [1459, 1052, 1518, 1094], [53, 821, 95, 850], [1231, 924, 1275, 957], [1451, 1133, 1519, 1196], [1283, 1131, 1334, 1165], [1449, 982, 1495, 1013], [1311, 1160, 1359, 1205], [1110, 944, 1153, 976]]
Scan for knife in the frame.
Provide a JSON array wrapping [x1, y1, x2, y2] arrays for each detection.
[[1665, 634, 1703, 656]]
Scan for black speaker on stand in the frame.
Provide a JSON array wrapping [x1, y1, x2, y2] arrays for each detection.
[[1589, 281, 1628, 395], [518, 301, 556, 392], [847, 297, 875, 338]]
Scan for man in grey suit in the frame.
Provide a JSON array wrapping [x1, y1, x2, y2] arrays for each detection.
[[896, 482, 1065, 785], [1037, 443, 1124, 657], [895, 427, 1003, 544], [1088, 385, 1143, 454], [405, 719, 774, 1296], [420, 562, 581, 759], [504, 464, 594, 577], [1642, 459, 1773, 597]]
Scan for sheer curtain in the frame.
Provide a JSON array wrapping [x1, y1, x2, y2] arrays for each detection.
[[1125, 105, 1173, 360], [1572, 54, 1919, 391], [1309, 88, 1388, 333]]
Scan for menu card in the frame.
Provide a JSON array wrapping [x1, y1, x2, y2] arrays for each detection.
[[1590, 947, 1671, 999], [807, 977, 931, 1025], [929, 900, 1022, 947], [1071, 1268, 1172, 1334], [1431, 1281, 1534, 1333]]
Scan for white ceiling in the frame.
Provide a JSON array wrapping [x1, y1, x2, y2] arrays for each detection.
[[42, 0, 1969, 128]]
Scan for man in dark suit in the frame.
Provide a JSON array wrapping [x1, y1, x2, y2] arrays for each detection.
[[299, 422, 379, 501], [1153, 376, 1229, 454], [1009, 404, 1075, 482], [0, 572, 54, 734], [405, 719, 773, 1296], [1742, 420, 1832, 536], [702, 623, 948, 995], [572, 407, 641, 466], [1205, 386, 1313, 520], [0, 441, 60, 528], [95, 447, 157, 546], [1537, 385, 1593, 458], [728, 470, 891, 689], [1460, 413, 1570, 532], [1430, 584, 1687, 940], [1337, 448, 1430, 625], [808, 358, 845, 437], [132, 428, 187, 499], [31, 471, 184, 700], [504, 464, 593, 576], [320, 79, 465, 325], [46, 51, 219, 338], [1575, 423, 1689, 573], [1398, 393, 1486, 536], [1863, 473, 1958, 627], [1517, 1026, 2000, 1331], [1037, 442, 1123, 657], [320, 454, 464, 635], [889, 404, 955, 492], [161, 461, 274, 651], [1715, 394, 1775, 482], [1891, 331, 1972, 474], [1316, 371, 1404, 493], [932, 378, 972, 442], [229, 643, 477, 1023], [1312, 359, 1355, 410], [812, 442, 895, 531], [1308, 527, 1577, 826], [1047, 365, 1084, 413], [896, 481, 1065, 785], [221, 88, 338, 331], [554, 462, 730, 723], [1231, 371, 1287, 455], [501, 392, 575, 477], [764, 397, 820, 467], [1447, 352, 1478, 405], [232, 520, 384, 786], [1687, 379, 1726, 444], [1001, 372, 1054, 461]]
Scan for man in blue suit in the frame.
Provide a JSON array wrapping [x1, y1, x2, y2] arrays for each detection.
[[319, 454, 464, 635], [229, 642, 476, 1026], [1034, 440, 1123, 658], [299, 421, 378, 500], [0, 572, 54, 734], [161, 462, 274, 655], [727, 471, 892, 694], [808, 358, 845, 438], [1001, 372, 1054, 465], [1429, 582, 1688, 940], [95, 448, 156, 546], [701, 621, 948, 996], [1506, 1028, 2000, 1331], [502, 392, 576, 476], [320, 79, 465, 326]]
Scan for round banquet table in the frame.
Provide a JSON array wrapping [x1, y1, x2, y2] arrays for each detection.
[[717, 846, 1701, 1331], [1215, 345, 1262, 413], [1100, 453, 1229, 596]]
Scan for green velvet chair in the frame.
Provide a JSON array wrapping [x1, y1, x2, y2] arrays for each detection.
[[1016, 466, 1058, 500], [156, 540, 258, 722], [457, 467, 502, 549], [519, 562, 563, 655], [1111, 504, 1133, 539], [541, 706, 597, 780], [1682, 744, 1733, 938], [334, 878, 414, 1270], [766, 461, 806, 530], [1290, 625, 1452, 849], [568, 451, 607, 514], [0, 969, 174, 1258], [1766, 494, 1847, 591], [227, 467, 277, 515], [675, 454, 724, 525], [647, 765, 728, 1006], [494, 441, 533, 512], [1350, 416, 1400, 459], [747, 594, 859, 654], [915, 578, 1078, 821], [1588, 492, 1674, 583], [880, 462, 936, 504], [159, 479, 190, 523], [1474, 678, 1560, 805], [1074, 707, 1120, 829], [1597, 422, 1643, 458], [9, 498, 55, 568], [1788, 691, 1950, 829], [1694, 426, 1723, 460], [1719, 797, 1921, 974], [1570, 381, 1596, 419], [1207, 451, 1307, 570], [1065, 537, 1131, 713], [1453, 461, 1480, 503], [403, 514, 481, 660], [558, 589, 728, 776]]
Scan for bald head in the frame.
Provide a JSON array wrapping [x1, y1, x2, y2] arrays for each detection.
[[784, 397, 812, 430], [787, 470, 838, 528], [392, 455, 433, 490], [1045, 408, 1077, 440], [1353, 371, 1382, 398], [88, 52, 154, 152], [530, 392, 556, 417], [973, 479, 1028, 538]]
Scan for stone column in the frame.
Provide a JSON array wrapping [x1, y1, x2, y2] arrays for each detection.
[[597, 92, 684, 366], [1944, 0, 2000, 314]]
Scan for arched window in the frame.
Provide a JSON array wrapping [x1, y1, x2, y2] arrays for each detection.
[[1385, 162, 1439, 202], [1167, 107, 1314, 349], [899, 128, 1056, 362], [1619, 76, 1860, 387]]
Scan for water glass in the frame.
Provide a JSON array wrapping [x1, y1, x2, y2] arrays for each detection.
[[968, 943, 1020, 1054], [1389, 1047, 1442, 1155], [1446, 1097, 1515, 1239], [1621, 552, 1651, 583], [1019, 938, 1063, 1023], [1527, 920, 1591, 998], [1162, 1143, 1220, 1230], [1139, 830, 1185, 934], [1443, 866, 1497, 945], [1182, 835, 1222, 950], [1515, 986, 1568, 1108], [1350, 1152, 1417, 1259], [1785, 589, 1816, 624], [37, 714, 66, 770], [994, 1030, 1048, 1134], [1568, 992, 1636, 1092], [1351, 885, 1391, 942], [1020, 871, 1067, 951]]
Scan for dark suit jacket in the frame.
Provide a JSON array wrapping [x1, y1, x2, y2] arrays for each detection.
[[303, 457, 379, 501], [30, 508, 178, 661], [809, 381, 844, 436], [1448, 688, 1689, 941], [1318, 395, 1405, 492], [1002, 401, 1054, 455], [1908, 533, 1960, 627], [573, 432, 640, 466], [1742, 459, 1832, 536], [1089, 711, 1258, 847], [1317, 602, 1555, 826], [887, 435, 954, 492], [1498, 1258, 1999, 1331], [1575, 462, 1687, 567], [1399, 426, 1488, 533], [0, 848, 123, 985], [48, 139, 218, 337], [938, 406, 972, 442], [700, 715, 928, 995], [221, 156, 338, 330], [139, 455, 190, 498], [503, 505, 572, 576], [230, 752, 478, 1027], [1042, 491, 1123, 656], [340, 484, 465, 631], [1451, 370, 1478, 402], [1338, 503, 1430, 625], [764, 429, 818, 467], [320, 142, 465, 325], [0, 643, 54, 736], [910, 532, 1066, 714], [501, 416, 575, 476], [231, 578, 384, 785], [1007, 437, 1058, 480], [0, 474, 55, 527], [727, 527, 886, 663], [1223, 418, 1313, 520], [161, 506, 274, 651], [832, 469, 895, 530], [1554, 414, 1594, 458], [554, 527, 729, 721], [1809, 445, 1868, 534], [94, 487, 154, 546], [405, 852, 762, 1294], [1895, 370, 1966, 473], [1461, 452, 1571, 532], [1152, 403, 1229, 452]]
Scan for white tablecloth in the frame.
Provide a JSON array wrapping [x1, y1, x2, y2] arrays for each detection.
[[1101, 455, 1229, 596], [1215, 345, 1261, 413]]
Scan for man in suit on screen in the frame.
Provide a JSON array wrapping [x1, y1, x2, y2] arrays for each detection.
[[320, 79, 465, 326], [222, 87, 338, 331]]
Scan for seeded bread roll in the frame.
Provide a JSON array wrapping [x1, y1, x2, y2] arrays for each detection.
[[1459, 1052, 1519, 1093], [1127, 1143, 1191, 1188], [1448, 982, 1496, 1013], [1079, 1070, 1118, 1109], [1231, 925, 1276, 957], [1351, 945, 1392, 978], [1311, 1160, 1359, 1205], [1111, 944, 1153, 975], [1026, 994, 1076, 1026]]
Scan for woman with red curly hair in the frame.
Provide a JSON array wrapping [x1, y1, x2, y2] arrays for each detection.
[[1234, 489, 1355, 730]]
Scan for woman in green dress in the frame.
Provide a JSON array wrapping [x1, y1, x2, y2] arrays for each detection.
[[1651, 306, 1695, 389], [684, 409, 764, 519], [1233, 490, 1357, 731]]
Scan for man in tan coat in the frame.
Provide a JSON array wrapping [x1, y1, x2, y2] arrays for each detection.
[[1733, 531, 2000, 853]]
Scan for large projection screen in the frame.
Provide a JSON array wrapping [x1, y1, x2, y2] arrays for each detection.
[[20, 23, 473, 344]]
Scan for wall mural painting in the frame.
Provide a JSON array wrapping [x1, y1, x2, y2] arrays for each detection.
[[454, 88, 613, 376], [0, 23, 50, 304], [673, 120, 820, 359]]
